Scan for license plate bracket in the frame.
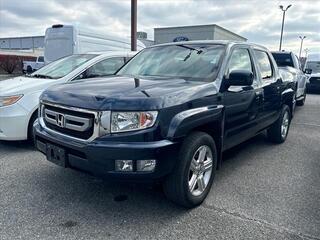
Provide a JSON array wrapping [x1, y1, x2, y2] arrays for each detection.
[[46, 143, 66, 167]]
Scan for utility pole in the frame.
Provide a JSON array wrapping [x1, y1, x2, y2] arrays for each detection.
[[299, 36, 306, 59], [131, 0, 137, 51], [279, 4, 292, 51]]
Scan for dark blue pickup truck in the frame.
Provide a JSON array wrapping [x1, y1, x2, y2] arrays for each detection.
[[34, 41, 295, 208]]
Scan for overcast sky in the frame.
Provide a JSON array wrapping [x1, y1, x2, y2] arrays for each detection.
[[0, 0, 319, 55]]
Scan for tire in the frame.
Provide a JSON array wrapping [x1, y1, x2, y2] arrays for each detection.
[[28, 112, 38, 144], [26, 66, 33, 74], [292, 92, 296, 118], [296, 89, 306, 106], [163, 131, 217, 208], [267, 105, 291, 143]]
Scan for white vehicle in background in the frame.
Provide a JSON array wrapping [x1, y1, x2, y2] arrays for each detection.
[[44, 24, 145, 64], [0, 51, 135, 141], [271, 51, 307, 106], [304, 53, 320, 92], [22, 56, 45, 73]]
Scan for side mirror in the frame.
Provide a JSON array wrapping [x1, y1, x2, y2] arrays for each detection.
[[304, 68, 312, 74], [226, 70, 254, 87]]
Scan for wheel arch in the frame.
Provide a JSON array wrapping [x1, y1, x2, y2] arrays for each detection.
[[166, 105, 225, 169], [27, 108, 38, 139], [281, 88, 295, 117]]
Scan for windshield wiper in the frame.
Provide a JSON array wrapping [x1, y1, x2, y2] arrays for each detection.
[[176, 44, 203, 54], [31, 74, 53, 79]]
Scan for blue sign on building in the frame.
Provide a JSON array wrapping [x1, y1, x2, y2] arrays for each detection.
[[173, 36, 189, 42]]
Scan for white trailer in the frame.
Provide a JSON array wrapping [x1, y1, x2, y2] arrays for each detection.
[[44, 24, 145, 64]]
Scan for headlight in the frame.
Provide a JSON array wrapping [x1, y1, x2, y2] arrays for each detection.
[[0, 95, 23, 107], [111, 111, 158, 133]]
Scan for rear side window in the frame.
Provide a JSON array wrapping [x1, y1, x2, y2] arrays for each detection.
[[87, 57, 125, 77], [254, 50, 273, 79], [227, 48, 253, 74], [38, 56, 44, 62], [271, 53, 294, 67]]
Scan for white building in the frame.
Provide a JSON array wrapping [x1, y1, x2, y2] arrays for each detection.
[[154, 24, 246, 44]]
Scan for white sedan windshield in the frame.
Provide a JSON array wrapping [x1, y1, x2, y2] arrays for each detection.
[[30, 54, 97, 79]]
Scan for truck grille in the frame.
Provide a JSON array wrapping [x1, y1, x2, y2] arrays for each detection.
[[309, 77, 320, 85], [42, 103, 95, 140]]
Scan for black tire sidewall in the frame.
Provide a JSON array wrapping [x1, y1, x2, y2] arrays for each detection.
[[28, 113, 37, 143], [27, 66, 32, 74], [179, 133, 217, 206], [279, 105, 291, 142]]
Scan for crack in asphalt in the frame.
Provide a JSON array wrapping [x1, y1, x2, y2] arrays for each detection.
[[201, 203, 320, 240]]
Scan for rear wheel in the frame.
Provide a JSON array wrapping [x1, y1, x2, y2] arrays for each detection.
[[26, 66, 33, 74], [267, 105, 291, 143], [163, 131, 217, 208]]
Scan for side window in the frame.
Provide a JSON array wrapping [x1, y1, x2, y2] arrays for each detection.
[[87, 57, 125, 77], [227, 48, 253, 75], [38, 56, 44, 62], [254, 50, 273, 79], [77, 57, 125, 80]]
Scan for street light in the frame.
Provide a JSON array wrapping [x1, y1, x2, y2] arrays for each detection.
[[299, 36, 306, 59], [279, 4, 292, 51]]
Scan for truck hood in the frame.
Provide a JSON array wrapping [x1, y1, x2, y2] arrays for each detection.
[[0, 76, 58, 95], [41, 76, 218, 110]]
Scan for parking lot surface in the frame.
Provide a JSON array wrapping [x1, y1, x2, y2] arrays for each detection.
[[0, 94, 319, 240]]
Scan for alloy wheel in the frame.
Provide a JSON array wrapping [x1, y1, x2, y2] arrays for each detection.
[[188, 145, 213, 196], [281, 111, 290, 139]]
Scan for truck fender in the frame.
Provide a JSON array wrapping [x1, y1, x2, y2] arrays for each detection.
[[167, 105, 225, 169], [281, 88, 295, 115]]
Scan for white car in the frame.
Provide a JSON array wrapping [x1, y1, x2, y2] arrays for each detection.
[[304, 53, 320, 92], [23, 56, 45, 74], [0, 51, 135, 141]]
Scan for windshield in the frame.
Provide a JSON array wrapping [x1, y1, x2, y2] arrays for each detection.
[[271, 53, 294, 67], [117, 44, 225, 81], [30, 54, 97, 79], [306, 61, 320, 74]]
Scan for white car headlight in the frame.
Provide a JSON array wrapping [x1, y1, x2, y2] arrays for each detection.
[[111, 111, 158, 133], [0, 95, 23, 107]]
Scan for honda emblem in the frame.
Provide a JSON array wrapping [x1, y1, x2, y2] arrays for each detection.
[[56, 113, 66, 128]]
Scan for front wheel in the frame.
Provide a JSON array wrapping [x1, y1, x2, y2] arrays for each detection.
[[28, 112, 38, 144], [163, 131, 217, 208], [267, 105, 291, 143]]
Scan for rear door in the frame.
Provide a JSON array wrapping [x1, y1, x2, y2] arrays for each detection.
[[253, 49, 282, 128], [222, 46, 264, 150]]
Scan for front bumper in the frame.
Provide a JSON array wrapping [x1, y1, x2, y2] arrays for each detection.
[[34, 121, 180, 180], [0, 104, 29, 140]]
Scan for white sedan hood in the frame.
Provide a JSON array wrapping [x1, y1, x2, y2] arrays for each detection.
[[0, 76, 57, 95]]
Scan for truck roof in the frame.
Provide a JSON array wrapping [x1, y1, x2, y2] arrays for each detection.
[[147, 40, 269, 51], [87, 51, 137, 57]]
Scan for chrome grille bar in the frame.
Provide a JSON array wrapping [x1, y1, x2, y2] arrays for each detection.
[[44, 109, 93, 132]]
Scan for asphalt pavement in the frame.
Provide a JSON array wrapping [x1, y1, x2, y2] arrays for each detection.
[[0, 94, 319, 240]]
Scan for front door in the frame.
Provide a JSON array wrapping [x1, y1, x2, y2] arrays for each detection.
[[222, 47, 263, 150]]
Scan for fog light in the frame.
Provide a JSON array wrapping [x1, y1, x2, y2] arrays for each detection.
[[137, 160, 156, 172], [115, 160, 133, 172]]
